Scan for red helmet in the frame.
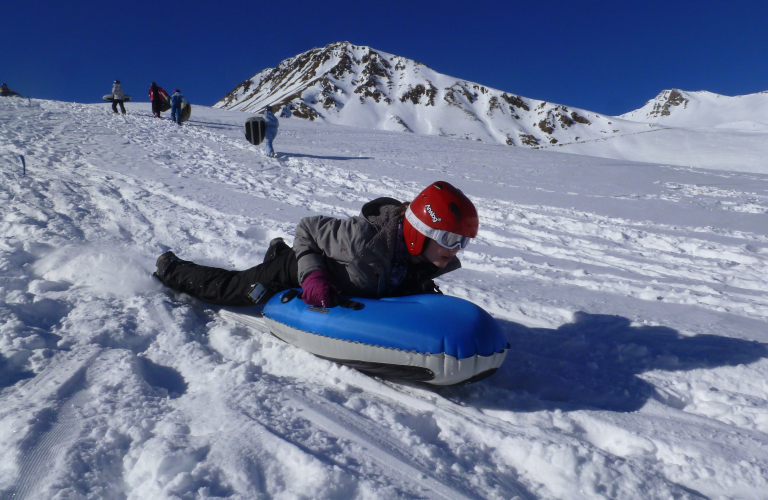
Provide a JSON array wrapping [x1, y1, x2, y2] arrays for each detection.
[[403, 181, 479, 255]]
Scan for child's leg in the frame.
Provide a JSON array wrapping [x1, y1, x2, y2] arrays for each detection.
[[154, 248, 298, 306]]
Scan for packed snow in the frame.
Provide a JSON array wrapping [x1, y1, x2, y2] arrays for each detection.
[[2, 97, 768, 500]]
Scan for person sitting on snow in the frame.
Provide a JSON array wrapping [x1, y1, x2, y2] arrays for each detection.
[[153, 181, 479, 308], [280, 102, 292, 118]]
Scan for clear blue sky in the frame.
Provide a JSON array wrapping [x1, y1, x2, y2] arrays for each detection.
[[3, 0, 766, 116]]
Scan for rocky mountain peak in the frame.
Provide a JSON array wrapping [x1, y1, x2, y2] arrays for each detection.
[[619, 88, 768, 127], [215, 42, 649, 148], [646, 89, 690, 118]]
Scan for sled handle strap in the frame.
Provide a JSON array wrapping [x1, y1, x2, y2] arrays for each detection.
[[338, 298, 364, 310], [280, 289, 364, 310], [281, 289, 301, 303]]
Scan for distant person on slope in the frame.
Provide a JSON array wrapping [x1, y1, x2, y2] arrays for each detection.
[[170, 89, 184, 125], [111, 80, 127, 115], [263, 105, 279, 157], [153, 181, 478, 308], [1, 83, 21, 97], [149, 82, 168, 118], [280, 102, 292, 118]]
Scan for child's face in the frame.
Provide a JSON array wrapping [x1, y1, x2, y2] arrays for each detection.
[[419, 238, 460, 268]]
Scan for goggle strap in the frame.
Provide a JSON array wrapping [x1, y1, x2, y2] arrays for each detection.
[[405, 205, 440, 239], [405, 206, 470, 249]]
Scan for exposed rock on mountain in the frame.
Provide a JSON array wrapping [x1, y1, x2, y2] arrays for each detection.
[[215, 42, 649, 147], [620, 88, 768, 128]]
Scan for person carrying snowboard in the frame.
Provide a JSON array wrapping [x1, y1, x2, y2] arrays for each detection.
[[263, 105, 279, 157], [111, 80, 127, 115], [149, 82, 168, 118], [170, 89, 184, 125], [153, 181, 479, 308]]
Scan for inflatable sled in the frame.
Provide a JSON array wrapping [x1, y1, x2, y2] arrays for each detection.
[[103, 94, 132, 102], [159, 92, 171, 112], [180, 101, 192, 123], [244, 116, 267, 145], [260, 290, 509, 385]]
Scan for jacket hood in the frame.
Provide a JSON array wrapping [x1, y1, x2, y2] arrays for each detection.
[[361, 197, 402, 230]]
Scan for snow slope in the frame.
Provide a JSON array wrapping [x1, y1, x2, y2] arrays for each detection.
[[539, 89, 768, 173], [524, 90, 768, 173], [2, 97, 768, 499], [214, 41, 652, 148], [538, 124, 768, 173], [620, 89, 768, 128]]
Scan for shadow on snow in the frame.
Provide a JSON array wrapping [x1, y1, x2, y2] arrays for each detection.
[[183, 119, 242, 130], [276, 153, 373, 161], [441, 311, 768, 413]]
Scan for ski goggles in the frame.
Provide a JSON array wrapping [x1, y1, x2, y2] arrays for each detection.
[[405, 206, 472, 250]]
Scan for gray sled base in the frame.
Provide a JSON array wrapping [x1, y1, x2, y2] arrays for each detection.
[[245, 116, 267, 145]]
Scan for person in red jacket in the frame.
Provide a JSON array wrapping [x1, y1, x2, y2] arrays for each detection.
[[149, 82, 168, 118]]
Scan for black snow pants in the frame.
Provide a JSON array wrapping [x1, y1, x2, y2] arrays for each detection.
[[158, 241, 300, 306], [112, 99, 126, 114], [152, 99, 163, 117]]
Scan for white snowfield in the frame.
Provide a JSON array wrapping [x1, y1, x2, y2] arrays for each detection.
[[620, 89, 768, 128], [2, 97, 768, 500], [547, 89, 768, 172]]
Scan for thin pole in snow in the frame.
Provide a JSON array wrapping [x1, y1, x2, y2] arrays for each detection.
[[19, 155, 26, 177]]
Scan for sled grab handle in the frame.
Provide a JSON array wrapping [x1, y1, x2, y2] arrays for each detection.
[[338, 299, 364, 310], [280, 289, 364, 310], [281, 289, 300, 303]]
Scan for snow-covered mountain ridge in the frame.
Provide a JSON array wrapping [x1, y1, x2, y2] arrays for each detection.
[[620, 88, 768, 129], [214, 41, 653, 147]]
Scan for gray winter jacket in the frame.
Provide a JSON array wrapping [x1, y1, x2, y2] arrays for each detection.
[[263, 108, 279, 129], [112, 83, 125, 100], [293, 197, 460, 298]]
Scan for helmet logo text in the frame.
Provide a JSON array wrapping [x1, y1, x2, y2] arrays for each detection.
[[425, 205, 442, 223]]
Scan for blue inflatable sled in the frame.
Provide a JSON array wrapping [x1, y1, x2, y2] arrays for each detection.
[[261, 290, 509, 385]]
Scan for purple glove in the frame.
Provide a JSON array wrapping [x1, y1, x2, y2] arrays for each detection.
[[301, 269, 338, 307]]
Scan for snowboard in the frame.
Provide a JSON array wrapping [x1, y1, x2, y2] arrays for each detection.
[[245, 116, 267, 145], [103, 94, 132, 102]]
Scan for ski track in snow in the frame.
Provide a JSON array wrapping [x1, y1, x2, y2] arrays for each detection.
[[2, 98, 768, 499]]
